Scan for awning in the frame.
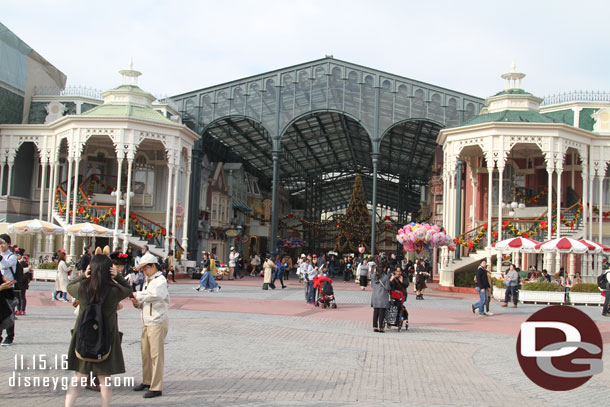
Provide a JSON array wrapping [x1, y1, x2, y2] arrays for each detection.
[[232, 198, 252, 212]]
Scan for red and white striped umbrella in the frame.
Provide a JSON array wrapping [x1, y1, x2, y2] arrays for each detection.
[[535, 237, 591, 254], [492, 236, 540, 252], [578, 239, 610, 254]]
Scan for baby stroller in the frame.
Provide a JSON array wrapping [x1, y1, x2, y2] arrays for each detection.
[[314, 275, 337, 309], [385, 290, 408, 331]]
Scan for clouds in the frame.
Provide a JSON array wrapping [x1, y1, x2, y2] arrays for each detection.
[[3, 0, 609, 100]]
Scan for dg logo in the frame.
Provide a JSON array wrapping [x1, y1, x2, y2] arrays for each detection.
[[517, 305, 604, 391]]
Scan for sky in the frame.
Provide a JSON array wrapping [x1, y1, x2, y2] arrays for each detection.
[[3, 0, 610, 100]]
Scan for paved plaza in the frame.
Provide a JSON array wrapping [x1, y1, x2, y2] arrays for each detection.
[[1, 277, 610, 406]]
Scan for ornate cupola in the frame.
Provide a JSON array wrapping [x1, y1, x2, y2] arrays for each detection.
[[99, 60, 156, 108], [484, 63, 543, 113]]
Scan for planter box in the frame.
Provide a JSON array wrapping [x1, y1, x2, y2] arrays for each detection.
[[493, 287, 506, 301], [569, 292, 603, 306], [33, 269, 57, 281], [519, 290, 566, 304]]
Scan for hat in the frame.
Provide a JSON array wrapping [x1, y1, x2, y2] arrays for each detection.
[[300, 254, 306, 258], [312, 254, 317, 257], [230, 247, 235, 251], [135, 252, 159, 270]]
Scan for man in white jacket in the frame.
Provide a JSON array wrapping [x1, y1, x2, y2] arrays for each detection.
[[130, 252, 170, 399]]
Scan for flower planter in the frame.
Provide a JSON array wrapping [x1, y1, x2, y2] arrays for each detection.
[[492, 287, 505, 301], [33, 269, 57, 282], [569, 292, 603, 306], [519, 290, 566, 304]]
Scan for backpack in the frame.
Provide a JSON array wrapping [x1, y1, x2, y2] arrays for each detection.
[[597, 272, 609, 290], [162, 258, 169, 271], [210, 259, 217, 276], [74, 286, 112, 362], [8, 254, 24, 291]]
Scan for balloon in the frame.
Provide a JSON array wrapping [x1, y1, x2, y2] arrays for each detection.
[[432, 225, 440, 232], [415, 228, 426, 241], [425, 229, 435, 243]]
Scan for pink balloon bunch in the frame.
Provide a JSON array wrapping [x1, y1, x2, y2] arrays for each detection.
[[396, 222, 454, 252]]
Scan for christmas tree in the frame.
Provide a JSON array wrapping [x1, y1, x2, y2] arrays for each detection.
[[335, 174, 371, 253]]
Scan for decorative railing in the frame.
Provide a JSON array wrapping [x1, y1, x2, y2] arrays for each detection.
[[54, 174, 185, 257], [454, 201, 584, 252], [541, 91, 610, 106], [33, 85, 103, 100]]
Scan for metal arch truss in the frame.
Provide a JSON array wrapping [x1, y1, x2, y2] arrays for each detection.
[[174, 57, 484, 256]]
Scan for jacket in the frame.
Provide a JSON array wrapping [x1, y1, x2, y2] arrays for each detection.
[[263, 259, 277, 284], [505, 270, 519, 287], [134, 271, 170, 326], [371, 272, 390, 308], [475, 267, 490, 290], [66, 274, 132, 375]]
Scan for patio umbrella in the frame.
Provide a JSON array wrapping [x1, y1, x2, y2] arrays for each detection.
[[8, 219, 64, 235], [492, 236, 540, 252], [66, 222, 113, 237], [578, 239, 610, 254], [535, 237, 592, 254]]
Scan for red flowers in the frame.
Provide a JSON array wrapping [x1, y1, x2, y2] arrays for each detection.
[[161, 229, 167, 236], [93, 218, 99, 224], [384, 215, 390, 221], [130, 213, 136, 220], [287, 213, 293, 219], [118, 253, 128, 258], [111, 208, 116, 215], [521, 232, 529, 238], [146, 233, 153, 240]]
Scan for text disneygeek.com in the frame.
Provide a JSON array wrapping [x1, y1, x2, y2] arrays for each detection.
[[8, 354, 135, 391]]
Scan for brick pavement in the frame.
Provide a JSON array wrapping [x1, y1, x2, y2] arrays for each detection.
[[1, 281, 609, 406]]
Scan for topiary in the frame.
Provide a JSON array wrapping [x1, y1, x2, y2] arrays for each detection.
[[521, 281, 562, 292], [493, 278, 506, 289], [569, 283, 600, 293], [454, 270, 476, 288]]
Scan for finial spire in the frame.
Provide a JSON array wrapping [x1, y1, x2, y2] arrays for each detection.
[[119, 59, 142, 85], [501, 61, 525, 90]]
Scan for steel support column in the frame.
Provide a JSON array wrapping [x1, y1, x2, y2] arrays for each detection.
[[370, 153, 379, 255], [270, 150, 280, 255]]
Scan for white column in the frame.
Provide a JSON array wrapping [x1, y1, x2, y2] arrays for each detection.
[[6, 162, 13, 197], [113, 158, 123, 249], [569, 253, 576, 279], [598, 174, 605, 243], [471, 171, 477, 229], [181, 169, 191, 249], [589, 174, 594, 241], [165, 164, 174, 250], [555, 169, 563, 274], [0, 162, 4, 195], [72, 157, 80, 224], [123, 157, 134, 238], [448, 170, 455, 239], [487, 163, 493, 265], [497, 164, 504, 272], [50, 163, 59, 220], [39, 158, 47, 220], [547, 165, 554, 240], [556, 169, 562, 238], [171, 166, 180, 251], [582, 169, 588, 242], [65, 158, 73, 224]]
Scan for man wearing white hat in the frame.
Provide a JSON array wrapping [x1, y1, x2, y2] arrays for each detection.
[[228, 247, 238, 280], [130, 252, 170, 399]]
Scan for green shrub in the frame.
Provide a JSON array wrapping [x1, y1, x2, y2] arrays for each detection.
[[570, 283, 599, 293], [493, 278, 506, 289], [521, 281, 562, 292], [454, 270, 476, 288], [37, 262, 58, 270]]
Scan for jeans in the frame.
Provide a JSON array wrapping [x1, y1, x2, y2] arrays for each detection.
[[504, 285, 518, 305], [307, 280, 315, 303], [603, 290, 610, 315], [199, 271, 218, 290], [474, 287, 488, 314], [17, 289, 26, 312], [343, 269, 350, 281], [304, 279, 309, 300]]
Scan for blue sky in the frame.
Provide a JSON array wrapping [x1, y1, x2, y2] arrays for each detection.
[[3, 0, 609, 100]]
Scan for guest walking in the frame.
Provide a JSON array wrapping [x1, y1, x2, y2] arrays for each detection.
[[262, 254, 277, 290]]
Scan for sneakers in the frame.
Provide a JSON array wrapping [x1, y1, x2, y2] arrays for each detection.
[[193, 286, 200, 292], [143, 390, 162, 398], [485, 312, 494, 316], [213, 286, 221, 292], [471, 304, 476, 314], [501, 303, 508, 307], [1, 338, 13, 346], [511, 305, 518, 308]]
